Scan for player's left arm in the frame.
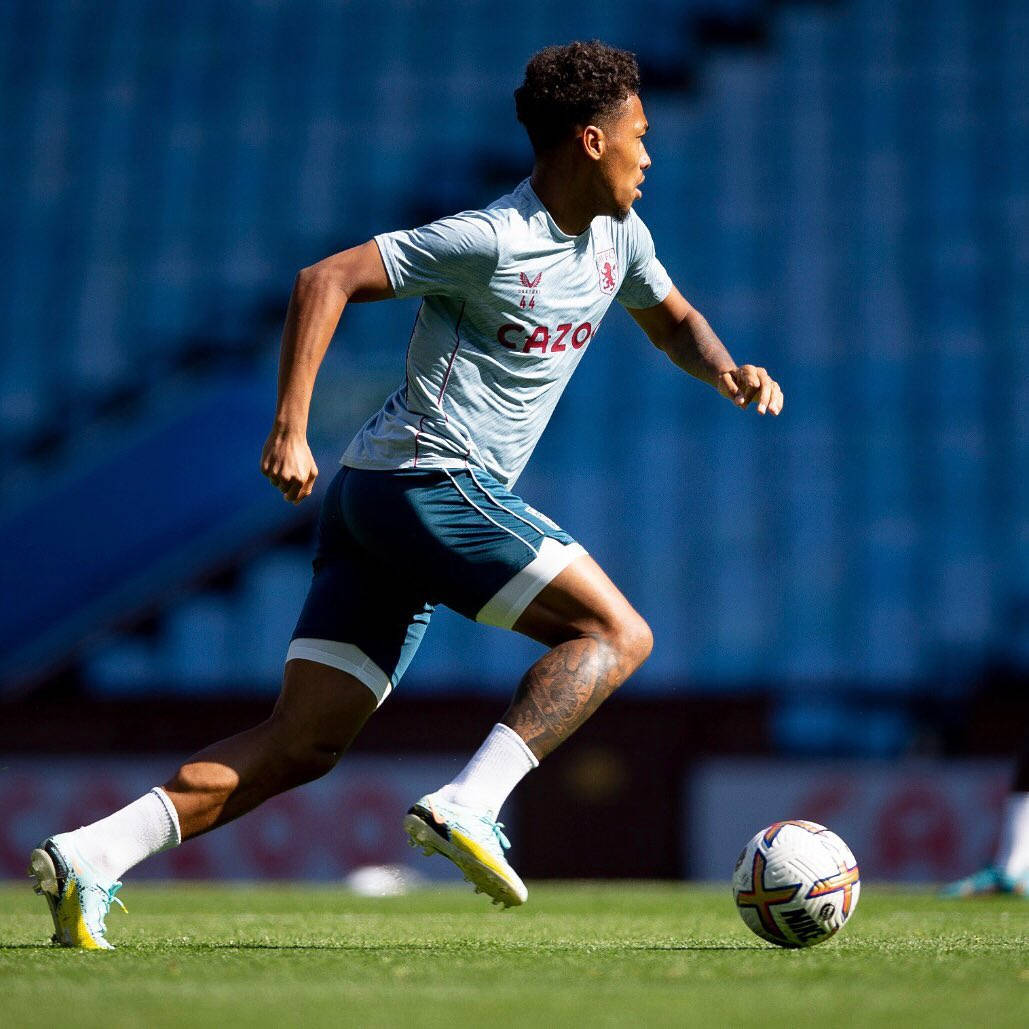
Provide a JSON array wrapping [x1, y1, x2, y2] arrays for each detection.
[[628, 287, 784, 415]]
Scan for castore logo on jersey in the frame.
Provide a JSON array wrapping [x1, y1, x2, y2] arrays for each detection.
[[518, 270, 542, 309]]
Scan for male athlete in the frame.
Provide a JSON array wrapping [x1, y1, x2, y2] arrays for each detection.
[[29, 41, 783, 948]]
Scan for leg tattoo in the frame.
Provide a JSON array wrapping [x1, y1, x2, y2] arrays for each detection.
[[502, 634, 630, 760]]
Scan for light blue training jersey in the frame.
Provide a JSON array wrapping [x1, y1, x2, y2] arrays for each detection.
[[342, 178, 673, 488]]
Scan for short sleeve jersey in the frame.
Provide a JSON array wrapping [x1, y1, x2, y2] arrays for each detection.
[[342, 178, 673, 488]]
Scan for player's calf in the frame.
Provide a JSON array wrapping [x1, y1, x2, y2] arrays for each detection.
[[504, 553, 653, 758], [503, 614, 652, 762], [162, 661, 376, 839]]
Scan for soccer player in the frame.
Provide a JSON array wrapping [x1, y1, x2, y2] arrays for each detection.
[[941, 745, 1029, 897], [29, 41, 783, 948]]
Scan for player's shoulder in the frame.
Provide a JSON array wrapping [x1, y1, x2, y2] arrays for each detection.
[[458, 178, 553, 265], [386, 203, 501, 271], [426, 205, 499, 248], [480, 178, 540, 236]]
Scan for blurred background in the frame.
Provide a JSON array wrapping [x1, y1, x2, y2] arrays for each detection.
[[1, 0, 1025, 885]]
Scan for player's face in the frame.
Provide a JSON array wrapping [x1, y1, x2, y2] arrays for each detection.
[[598, 94, 651, 220]]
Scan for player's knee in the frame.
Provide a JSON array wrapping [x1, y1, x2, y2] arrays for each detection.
[[279, 735, 343, 784], [633, 617, 655, 667], [264, 714, 348, 785], [614, 613, 653, 673], [593, 612, 652, 686]]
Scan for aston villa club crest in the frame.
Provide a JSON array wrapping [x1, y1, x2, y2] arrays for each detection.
[[519, 270, 541, 309], [595, 249, 618, 295]]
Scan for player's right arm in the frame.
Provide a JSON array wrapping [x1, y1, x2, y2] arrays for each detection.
[[261, 240, 394, 504]]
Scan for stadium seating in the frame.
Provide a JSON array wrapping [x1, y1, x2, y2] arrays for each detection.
[[2, 0, 1025, 758]]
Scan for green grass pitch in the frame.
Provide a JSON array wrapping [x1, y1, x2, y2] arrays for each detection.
[[1, 882, 1026, 1027]]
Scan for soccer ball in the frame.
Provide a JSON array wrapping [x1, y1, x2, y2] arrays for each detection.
[[732, 820, 860, 948]]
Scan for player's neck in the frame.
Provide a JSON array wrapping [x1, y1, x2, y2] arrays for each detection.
[[530, 163, 598, 237]]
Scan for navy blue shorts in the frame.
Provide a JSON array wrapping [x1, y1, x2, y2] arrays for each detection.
[[288, 465, 585, 705]]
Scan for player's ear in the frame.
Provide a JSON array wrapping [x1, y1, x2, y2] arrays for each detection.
[[581, 124, 604, 161]]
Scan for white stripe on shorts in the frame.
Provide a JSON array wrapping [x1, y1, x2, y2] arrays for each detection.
[[475, 538, 587, 630], [467, 466, 553, 540], [442, 469, 539, 558], [286, 638, 393, 706]]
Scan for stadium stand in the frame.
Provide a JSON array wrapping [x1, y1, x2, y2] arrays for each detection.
[[1, 0, 1025, 759]]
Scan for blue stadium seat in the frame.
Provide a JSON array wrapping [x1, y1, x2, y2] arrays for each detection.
[[1, 0, 1024, 751]]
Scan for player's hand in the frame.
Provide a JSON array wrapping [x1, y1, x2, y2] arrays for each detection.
[[718, 365, 784, 416], [260, 427, 319, 504]]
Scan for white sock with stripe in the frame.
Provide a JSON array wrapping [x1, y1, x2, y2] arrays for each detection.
[[437, 723, 539, 820], [57, 787, 181, 882]]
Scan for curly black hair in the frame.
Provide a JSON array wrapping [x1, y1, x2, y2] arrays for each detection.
[[515, 41, 640, 155]]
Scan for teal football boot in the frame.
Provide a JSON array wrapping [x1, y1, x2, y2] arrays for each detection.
[[940, 865, 1028, 898], [404, 792, 527, 908], [28, 835, 126, 949]]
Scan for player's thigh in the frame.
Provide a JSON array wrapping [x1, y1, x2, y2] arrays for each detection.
[[384, 467, 650, 652], [390, 467, 589, 631], [513, 551, 652, 653], [333, 465, 644, 655], [289, 466, 436, 708], [270, 658, 377, 752], [339, 465, 580, 629]]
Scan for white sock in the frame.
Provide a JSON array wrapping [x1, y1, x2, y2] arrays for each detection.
[[995, 792, 1029, 878], [57, 787, 181, 882], [437, 723, 538, 820]]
